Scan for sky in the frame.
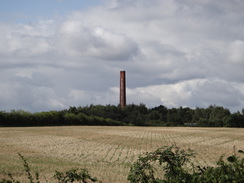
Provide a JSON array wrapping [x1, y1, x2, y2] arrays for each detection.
[[0, 0, 244, 112]]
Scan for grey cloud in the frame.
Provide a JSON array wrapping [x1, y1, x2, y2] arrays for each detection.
[[190, 79, 244, 111], [13, 72, 53, 87], [228, 40, 244, 64], [0, 79, 66, 112], [56, 21, 139, 61]]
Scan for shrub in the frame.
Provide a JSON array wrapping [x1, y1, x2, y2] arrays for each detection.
[[193, 150, 244, 183], [127, 146, 194, 183], [128, 146, 244, 183], [54, 168, 98, 183]]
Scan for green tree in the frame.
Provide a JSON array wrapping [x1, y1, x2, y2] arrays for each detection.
[[224, 112, 244, 127], [208, 105, 230, 127], [64, 113, 80, 125]]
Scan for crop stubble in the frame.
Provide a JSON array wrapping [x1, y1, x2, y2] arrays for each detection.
[[0, 126, 243, 182]]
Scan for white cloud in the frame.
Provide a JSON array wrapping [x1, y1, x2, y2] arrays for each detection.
[[124, 78, 244, 112], [0, 21, 54, 58]]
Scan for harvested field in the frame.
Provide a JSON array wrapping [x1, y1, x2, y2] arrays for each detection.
[[0, 126, 243, 182]]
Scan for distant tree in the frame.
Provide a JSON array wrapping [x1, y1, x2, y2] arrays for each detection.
[[68, 106, 78, 114], [0, 111, 7, 126], [64, 113, 79, 125], [208, 105, 230, 127], [167, 108, 182, 126], [192, 107, 209, 126], [224, 112, 244, 127], [150, 105, 168, 122], [148, 110, 161, 121]]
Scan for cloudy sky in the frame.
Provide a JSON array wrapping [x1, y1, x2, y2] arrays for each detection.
[[0, 0, 244, 112]]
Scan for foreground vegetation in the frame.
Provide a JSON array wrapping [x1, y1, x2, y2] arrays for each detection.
[[0, 126, 243, 182], [1, 146, 244, 183], [1, 104, 244, 127], [128, 146, 244, 183]]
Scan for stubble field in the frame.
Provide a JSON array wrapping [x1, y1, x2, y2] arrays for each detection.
[[0, 126, 243, 182]]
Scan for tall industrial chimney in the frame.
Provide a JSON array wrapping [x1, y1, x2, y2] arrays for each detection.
[[120, 71, 126, 108]]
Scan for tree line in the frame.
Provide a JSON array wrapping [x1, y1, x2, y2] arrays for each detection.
[[0, 104, 244, 127]]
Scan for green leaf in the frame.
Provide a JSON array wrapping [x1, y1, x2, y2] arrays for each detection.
[[227, 155, 236, 162], [238, 150, 244, 154]]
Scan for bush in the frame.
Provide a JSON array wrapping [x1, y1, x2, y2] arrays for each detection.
[[54, 168, 98, 183], [128, 146, 244, 183], [127, 146, 194, 183], [194, 150, 244, 182]]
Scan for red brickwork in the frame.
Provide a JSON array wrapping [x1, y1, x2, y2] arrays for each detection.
[[120, 71, 126, 108]]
